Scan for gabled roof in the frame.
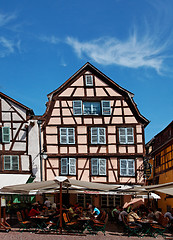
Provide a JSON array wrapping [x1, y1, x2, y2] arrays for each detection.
[[46, 62, 149, 127], [0, 92, 34, 116]]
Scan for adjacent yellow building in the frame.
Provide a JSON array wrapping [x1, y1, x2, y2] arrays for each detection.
[[146, 121, 173, 213]]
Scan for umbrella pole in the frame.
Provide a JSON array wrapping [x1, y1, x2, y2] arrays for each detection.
[[59, 182, 62, 234], [147, 192, 150, 207]]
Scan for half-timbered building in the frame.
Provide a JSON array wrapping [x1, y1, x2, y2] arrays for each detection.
[[42, 62, 149, 207], [146, 121, 173, 212], [0, 92, 41, 198]]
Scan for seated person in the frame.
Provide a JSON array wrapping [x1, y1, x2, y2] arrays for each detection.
[[147, 208, 155, 220], [164, 209, 173, 223], [68, 204, 78, 220], [112, 205, 120, 218], [119, 208, 128, 222], [154, 208, 162, 221], [92, 206, 100, 217], [127, 208, 142, 228], [28, 205, 40, 217]]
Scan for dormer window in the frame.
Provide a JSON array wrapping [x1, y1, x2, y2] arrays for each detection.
[[73, 100, 111, 116], [85, 75, 93, 86]]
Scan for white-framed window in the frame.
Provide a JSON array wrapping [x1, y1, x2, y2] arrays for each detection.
[[77, 194, 92, 207], [101, 195, 121, 207], [91, 158, 106, 175], [83, 102, 101, 115], [60, 128, 75, 144], [4, 155, 19, 170], [91, 128, 106, 144], [101, 101, 111, 115], [73, 100, 111, 116], [61, 158, 76, 175], [2, 127, 10, 143], [85, 75, 93, 86], [120, 159, 135, 176], [119, 127, 134, 144]]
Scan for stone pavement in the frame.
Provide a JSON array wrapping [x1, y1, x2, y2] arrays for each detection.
[[0, 230, 168, 240]]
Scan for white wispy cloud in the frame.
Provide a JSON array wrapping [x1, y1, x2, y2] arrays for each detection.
[[0, 37, 15, 57], [0, 12, 17, 27], [39, 35, 60, 44], [66, 31, 168, 73]]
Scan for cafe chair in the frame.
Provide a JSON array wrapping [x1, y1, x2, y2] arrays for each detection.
[[151, 216, 170, 238], [63, 212, 82, 233], [122, 215, 141, 237], [17, 211, 31, 232], [87, 213, 108, 235]]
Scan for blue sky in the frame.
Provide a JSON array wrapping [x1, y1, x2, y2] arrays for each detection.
[[0, 0, 172, 143]]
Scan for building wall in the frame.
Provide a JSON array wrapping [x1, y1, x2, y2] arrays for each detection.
[[146, 122, 173, 212], [43, 65, 147, 186]]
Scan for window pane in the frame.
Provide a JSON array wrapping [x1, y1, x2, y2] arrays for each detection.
[[128, 160, 135, 176], [99, 159, 106, 175], [98, 128, 106, 144], [4, 156, 11, 170], [2, 127, 10, 143], [73, 101, 82, 115], [127, 128, 134, 144], [102, 101, 111, 115], [120, 159, 127, 176], [69, 158, 76, 175], [68, 128, 75, 144], [12, 156, 19, 170], [83, 102, 101, 115], [119, 128, 126, 144], [85, 75, 93, 86], [60, 128, 67, 144], [91, 158, 98, 175], [91, 128, 98, 144], [61, 158, 68, 175]]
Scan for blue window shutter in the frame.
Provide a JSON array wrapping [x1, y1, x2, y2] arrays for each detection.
[[12, 156, 19, 170], [91, 158, 98, 175], [99, 159, 106, 175], [60, 128, 67, 144], [61, 158, 68, 175], [73, 100, 82, 115], [68, 128, 75, 144], [120, 159, 127, 176], [101, 101, 111, 115], [127, 128, 134, 144], [128, 159, 135, 176], [98, 128, 106, 144], [69, 158, 76, 175], [4, 156, 11, 170], [2, 127, 10, 143], [119, 128, 126, 144], [91, 128, 98, 144]]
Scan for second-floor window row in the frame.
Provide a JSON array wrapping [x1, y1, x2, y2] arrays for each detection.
[[59, 127, 134, 145], [60, 158, 135, 177], [73, 100, 111, 116]]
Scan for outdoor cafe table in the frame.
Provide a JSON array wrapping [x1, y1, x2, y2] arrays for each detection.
[[137, 219, 158, 237], [30, 216, 49, 230]]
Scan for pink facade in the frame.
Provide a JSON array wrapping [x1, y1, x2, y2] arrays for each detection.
[[42, 63, 149, 206]]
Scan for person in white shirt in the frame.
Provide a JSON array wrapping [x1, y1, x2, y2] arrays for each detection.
[[44, 198, 51, 209], [164, 209, 173, 223]]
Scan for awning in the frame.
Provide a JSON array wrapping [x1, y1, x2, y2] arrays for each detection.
[[0, 176, 119, 194], [0, 174, 31, 192]]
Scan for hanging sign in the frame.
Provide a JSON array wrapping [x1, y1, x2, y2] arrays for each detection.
[[144, 159, 152, 179]]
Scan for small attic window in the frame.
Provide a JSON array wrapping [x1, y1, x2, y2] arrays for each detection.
[[85, 75, 93, 86]]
